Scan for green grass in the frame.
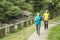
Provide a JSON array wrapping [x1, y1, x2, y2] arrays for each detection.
[[48, 24, 60, 40], [49, 16, 60, 23], [48, 16, 60, 40], [0, 24, 35, 40]]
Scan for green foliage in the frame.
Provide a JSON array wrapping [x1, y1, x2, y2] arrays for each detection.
[[5, 6, 20, 16], [0, 1, 13, 20], [0, 1, 21, 22], [0, 0, 60, 22], [30, 0, 60, 17], [22, 3, 34, 12], [5, 0, 25, 6], [30, 0, 43, 12], [48, 25, 60, 40], [0, 0, 34, 22], [6, 0, 34, 12]]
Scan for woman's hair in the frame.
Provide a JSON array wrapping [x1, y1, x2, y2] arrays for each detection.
[[37, 13, 40, 16]]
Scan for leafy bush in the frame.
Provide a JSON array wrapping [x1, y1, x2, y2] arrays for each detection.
[[0, 1, 21, 22], [5, 6, 21, 16], [0, 1, 13, 20], [22, 3, 34, 12]]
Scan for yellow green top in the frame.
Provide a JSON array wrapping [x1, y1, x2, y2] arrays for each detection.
[[43, 12, 49, 20]]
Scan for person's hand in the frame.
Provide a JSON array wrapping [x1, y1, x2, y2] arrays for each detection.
[[42, 19, 44, 21], [34, 19, 36, 22]]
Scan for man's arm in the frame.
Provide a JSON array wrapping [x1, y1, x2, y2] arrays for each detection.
[[43, 14, 45, 21], [48, 13, 50, 20]]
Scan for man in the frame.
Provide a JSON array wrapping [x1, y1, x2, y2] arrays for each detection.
[[35, 13, 42, 36], [43, 10, 50, 30]]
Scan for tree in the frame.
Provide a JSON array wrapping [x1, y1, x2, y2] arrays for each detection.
[[29, 0, 43, 12], [0, 1, 21, 23], [0, 1, 13, 20]]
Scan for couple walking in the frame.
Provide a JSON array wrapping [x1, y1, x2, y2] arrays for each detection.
[[35, 10, 50, 36]]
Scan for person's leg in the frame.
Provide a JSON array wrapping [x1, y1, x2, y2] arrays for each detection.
[[46, 21, 48, 29], [44, 21, 46, 30], [45, 21, 48, 29], [45, 21, 47, 29], [36, 25, 38, 34], [38, 25, 40, 36]]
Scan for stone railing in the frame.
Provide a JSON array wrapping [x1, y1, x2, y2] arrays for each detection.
[[0, 18, 34, 38]]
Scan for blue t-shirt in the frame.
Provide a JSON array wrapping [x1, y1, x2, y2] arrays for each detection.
[[35, 16, 42, 25]]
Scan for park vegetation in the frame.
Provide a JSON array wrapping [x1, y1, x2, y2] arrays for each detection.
[[0, 0, 60, 23]]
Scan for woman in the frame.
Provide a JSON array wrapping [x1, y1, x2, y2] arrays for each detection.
[[35, 13, 42, 36]]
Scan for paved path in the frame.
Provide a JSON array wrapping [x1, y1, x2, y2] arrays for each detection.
[[28, 21, 60, 40]]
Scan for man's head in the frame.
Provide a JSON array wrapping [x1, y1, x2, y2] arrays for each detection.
[[45, 10, 48, 13]]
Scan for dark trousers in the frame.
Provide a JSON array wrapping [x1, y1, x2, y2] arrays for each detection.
[[44, 21, 48, 29], [36, 25, 40, 36]]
